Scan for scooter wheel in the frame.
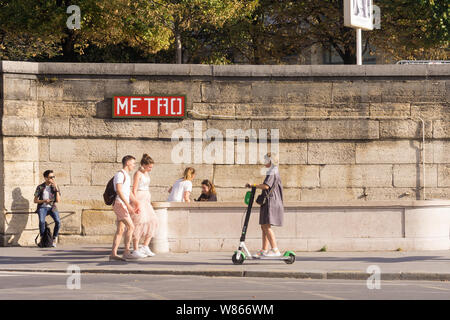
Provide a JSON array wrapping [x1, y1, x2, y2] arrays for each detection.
[[284, 253, 295, 264], [232, 252, 245, 265]]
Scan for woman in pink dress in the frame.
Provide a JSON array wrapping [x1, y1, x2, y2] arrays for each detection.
[[131, 154, 158, 257]]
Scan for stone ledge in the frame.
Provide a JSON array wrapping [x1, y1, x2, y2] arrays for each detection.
[[2, 61, 449, 78], [151, 200, 450, 209]]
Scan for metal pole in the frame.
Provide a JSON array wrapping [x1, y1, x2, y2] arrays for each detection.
[[356, 28, 362, 65]]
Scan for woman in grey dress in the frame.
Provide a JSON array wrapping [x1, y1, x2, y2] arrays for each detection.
[[245, 153, 284, 257]]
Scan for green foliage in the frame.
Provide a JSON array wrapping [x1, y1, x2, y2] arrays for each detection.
[[0, 0, 447, 63]]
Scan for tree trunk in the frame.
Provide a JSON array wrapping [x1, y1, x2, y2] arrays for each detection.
[[175, 32, 182, 64], [61, 29, 76, 61]]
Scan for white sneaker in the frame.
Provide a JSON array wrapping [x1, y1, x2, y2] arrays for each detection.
[[123, 250, 145, 260], [265, 249, 281, 257], [140, 245, 155, 257]]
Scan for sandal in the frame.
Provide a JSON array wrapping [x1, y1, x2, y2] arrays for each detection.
[[109, 255, 126, 262]]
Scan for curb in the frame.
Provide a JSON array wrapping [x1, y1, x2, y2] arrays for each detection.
[[1, 268, 449, 281]]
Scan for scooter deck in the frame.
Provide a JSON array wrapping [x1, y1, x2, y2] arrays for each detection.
[[250, 255, 291, 260]]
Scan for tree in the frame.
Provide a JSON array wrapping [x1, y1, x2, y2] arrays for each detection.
[[372, 0, 449, 61], [120, 0, 258, 64]]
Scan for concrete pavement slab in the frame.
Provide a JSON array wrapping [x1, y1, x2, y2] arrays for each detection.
[[0, 246, 449, 281]]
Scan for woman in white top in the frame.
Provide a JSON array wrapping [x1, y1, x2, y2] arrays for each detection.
[[131, 154, 159, 257], [167, 167, 195, 202]]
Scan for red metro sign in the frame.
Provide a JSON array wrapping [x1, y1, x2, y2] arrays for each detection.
[[113, 95, 186, 118]]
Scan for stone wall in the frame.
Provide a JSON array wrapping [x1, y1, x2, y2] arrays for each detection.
[[0, 61, 449, 246]]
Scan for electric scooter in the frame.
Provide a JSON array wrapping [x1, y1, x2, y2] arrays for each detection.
[[231, 186, 296, 265]]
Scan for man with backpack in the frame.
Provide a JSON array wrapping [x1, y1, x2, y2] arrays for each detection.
[[108, 155, 141, 261], [34, 170, 61, 248]]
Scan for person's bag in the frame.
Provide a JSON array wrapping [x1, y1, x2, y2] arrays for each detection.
[[255, 175, 278, 206], [255, 192, 267, 206], [103, 177, 116, 205], [35, 222, 53, 248], [103, 170, 127, 205]]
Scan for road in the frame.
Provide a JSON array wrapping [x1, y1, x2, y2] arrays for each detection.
[[0, 271, 449, 300]]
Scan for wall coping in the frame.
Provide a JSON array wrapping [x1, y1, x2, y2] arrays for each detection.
[[151, 200, 450, 210], [1, 61, 449, 78]]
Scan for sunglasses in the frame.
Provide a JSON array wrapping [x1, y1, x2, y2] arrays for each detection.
[[48, 176, 56, 179]]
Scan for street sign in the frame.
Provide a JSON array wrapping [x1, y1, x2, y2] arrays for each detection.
[[344, 0, 374, 30], [113, 95, 186, 119]]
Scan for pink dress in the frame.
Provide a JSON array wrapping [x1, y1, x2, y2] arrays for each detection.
[[131, 172, 158, 240]]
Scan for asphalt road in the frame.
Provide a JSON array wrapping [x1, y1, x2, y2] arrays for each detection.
[[0, 271, 449, 300]]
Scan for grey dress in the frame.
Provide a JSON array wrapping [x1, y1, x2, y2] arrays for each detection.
[[259, 165, 284, 226]]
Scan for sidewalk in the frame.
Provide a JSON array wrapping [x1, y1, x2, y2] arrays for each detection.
[[0, 246, 449, 281]]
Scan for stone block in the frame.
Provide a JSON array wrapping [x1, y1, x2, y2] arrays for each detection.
[[252, 119, 379, 140], [61, 185, 107, 203], [300, 188, 364, 201], [279, 165, 320, 188], [3, 78, 36, 100], [308, 142, 355, 164], [433, 141, 450, 163], [393, 164, 438, 188], [365, 188, 418, 201], [117, 139, 178, 164], [379, 120, 432, 139], [40, 117, 70, 136], [279, 142, 308, 164], [167, 211, 190, 238], [92, 163, 123, 186], [37, 162, 71, 186], [356, 140, 432, 164], [425, 188, 450, 200], [411, 103, 450, 120], [213, 165, 264, 188], [3, 137, 39, 161], [148, 81, 202, 107], [62, 79, 105, 101], [296, 209, 403, 238], [212, 187, 248, 202], [43, 101, 97, 118], [104, 79, 149, 97], [70, 162, 92, 185], [201, 81, 252, 103], [332, 82, 368, 103], [36, 80, 64, 100], [404, 207, 450, 238], [2, 116, 39, 136], [49, 139, 116, 162], [235, 103, 306, 118], [320, 165, 392, 188], [81, 210, 117, 235], [433, 120, 450, 138], [190, 103, 236, 118], [380, 80, 446, 103], [369, 103, 411, 117], [251, 81, 332, 104], [38, 138, 49, 162], [438, 165, 450, 187], [3, 161, 35, 186], [159, 119, 200, 139], [3, 185, 36, 214], [305, 103, 369, 117], [69, 118, 159, 138], [3, 100, 41, 117]]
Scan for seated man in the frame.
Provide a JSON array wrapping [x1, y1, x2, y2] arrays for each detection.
[[34, 170, 61, 247]]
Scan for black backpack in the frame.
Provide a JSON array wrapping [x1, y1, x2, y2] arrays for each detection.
[[35, 222, 53, 248], [103, 170, 127, 205], [103, 177, 116, 205]]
